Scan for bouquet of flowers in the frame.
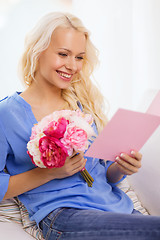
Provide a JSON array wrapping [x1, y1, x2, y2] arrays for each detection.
[[27, 109, 95, 187]]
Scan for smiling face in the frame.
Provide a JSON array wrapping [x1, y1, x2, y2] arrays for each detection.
[[35, 27, 86, 90]]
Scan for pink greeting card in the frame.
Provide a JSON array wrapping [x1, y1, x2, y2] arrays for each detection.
[[85, 108, 160, 161], [146, 90, 160, 117]]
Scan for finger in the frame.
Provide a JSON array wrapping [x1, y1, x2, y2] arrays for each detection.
[[61, 156, 86, 177], [72, 155, 86, 168], [72, 158, 87, 173], [130, 150, 142, 161], [70, 150, 79, 158], [71, 152, 84, 165], [115, 156, 139, 173], [115, 161, 134, 175], [120, 153, 141, 169], [66, 151, 82, 163]]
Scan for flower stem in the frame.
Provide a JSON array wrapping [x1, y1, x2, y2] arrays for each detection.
[[80, 168, 94, 187]]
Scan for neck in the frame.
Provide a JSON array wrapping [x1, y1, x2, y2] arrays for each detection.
[[26, 80, 62, 105], [20, 81, 69, 121]]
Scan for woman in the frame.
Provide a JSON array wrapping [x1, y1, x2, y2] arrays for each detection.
[[0, 12, 160, 240]]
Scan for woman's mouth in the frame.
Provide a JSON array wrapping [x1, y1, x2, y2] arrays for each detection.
[[56, 70, 73, 81]]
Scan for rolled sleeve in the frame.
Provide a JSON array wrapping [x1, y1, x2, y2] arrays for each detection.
[[0, 121, 10, 201], [105, 160, 126, 186], [0, 171, 10, 201]]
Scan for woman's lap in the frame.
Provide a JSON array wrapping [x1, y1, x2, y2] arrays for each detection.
[[39, 207, 160, 240]]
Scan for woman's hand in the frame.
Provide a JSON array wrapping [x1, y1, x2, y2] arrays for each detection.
[[115, 150, 142, 176], [107, 150, 142, 183], [46, 151, 86, 180]]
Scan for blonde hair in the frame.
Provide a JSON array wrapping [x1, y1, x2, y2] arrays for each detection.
[[18, 12, 108, 133]]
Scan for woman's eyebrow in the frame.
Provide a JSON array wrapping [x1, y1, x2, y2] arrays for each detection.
[[58, 48, 85, 54]]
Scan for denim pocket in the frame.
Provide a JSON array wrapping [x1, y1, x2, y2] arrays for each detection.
[[47, 207, 66, 222], [45, 228, 62, 240], [42, 208, 66, 240]]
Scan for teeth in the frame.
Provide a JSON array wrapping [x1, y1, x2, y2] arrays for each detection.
[[58, 71, 72, 78]]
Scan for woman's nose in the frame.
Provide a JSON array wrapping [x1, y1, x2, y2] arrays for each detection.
[[65, 58, 77, 72]]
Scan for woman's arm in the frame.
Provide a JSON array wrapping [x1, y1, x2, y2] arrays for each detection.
[[107, 150, 142, 183], [3, 152, 86, 200]]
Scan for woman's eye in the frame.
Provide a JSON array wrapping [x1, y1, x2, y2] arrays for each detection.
[[58, 53, 68, 57], [76, 56, 84, 60]]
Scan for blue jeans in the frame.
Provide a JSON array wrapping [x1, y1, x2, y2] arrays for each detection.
[[39, 207, 160, 240]]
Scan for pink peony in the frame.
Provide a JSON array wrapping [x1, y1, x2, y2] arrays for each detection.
[[27, 151, 34, 164], [39, 136, 68, 168], [61, 124, 88, 155], [30, 124, 38, 140], [43, 117, 69, 139]]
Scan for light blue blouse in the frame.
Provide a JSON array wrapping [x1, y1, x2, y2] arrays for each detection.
[[0, 92, 133, 225]]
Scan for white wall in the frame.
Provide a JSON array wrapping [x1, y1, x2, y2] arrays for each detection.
[[0, 0, 160, 118], [0, 0, 72, 98], [73, 0, 160, 117], [132, 0, 160, 109], [73, 0, 133, 118]]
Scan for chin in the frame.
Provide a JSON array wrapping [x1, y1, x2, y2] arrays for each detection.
[[60, 81, 72, 89]]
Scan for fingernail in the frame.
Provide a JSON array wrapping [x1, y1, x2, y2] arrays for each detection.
[[120, 153, 125, 158], [131, 150, 135, 155], [115, 156, 120, 161]]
